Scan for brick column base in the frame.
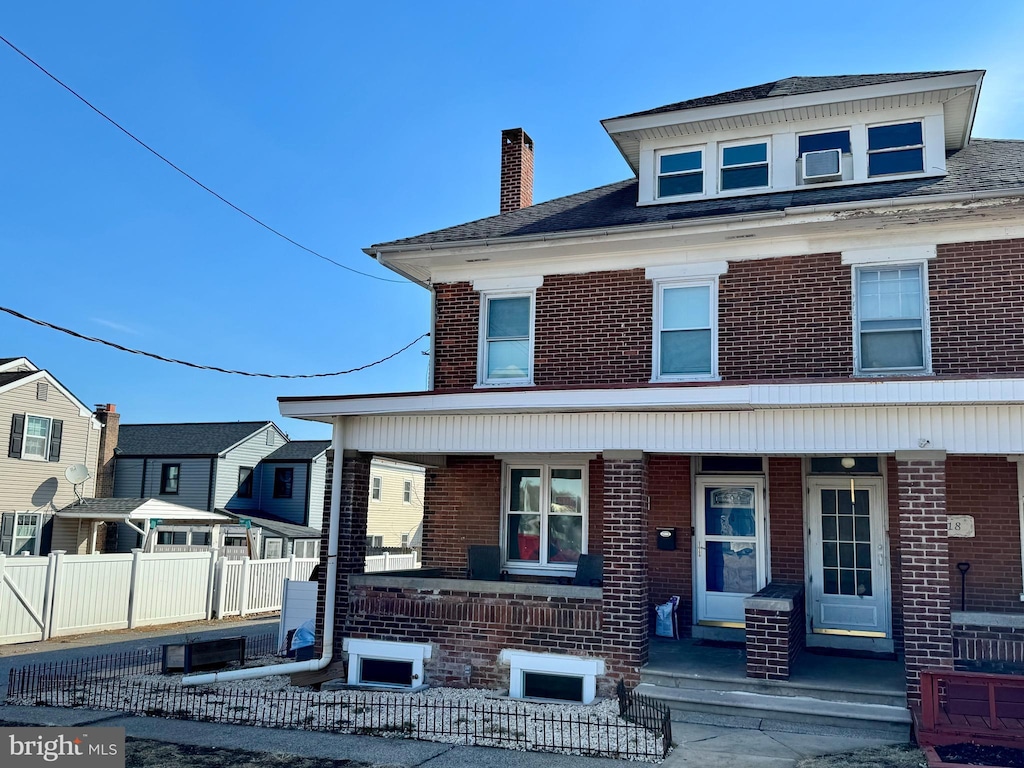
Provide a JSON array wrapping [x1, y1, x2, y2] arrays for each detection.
[[744, 583, 805, 680], [897, 451, 952, 705]]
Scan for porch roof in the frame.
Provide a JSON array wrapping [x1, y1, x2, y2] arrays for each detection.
[[56, 498, 230, 523]]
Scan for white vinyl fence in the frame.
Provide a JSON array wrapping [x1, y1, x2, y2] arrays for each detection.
[[1, 549, 414, 646]]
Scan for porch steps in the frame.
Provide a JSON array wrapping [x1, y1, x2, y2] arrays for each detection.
[[635, 682, 911, 737], [637, 664, 911, 737]]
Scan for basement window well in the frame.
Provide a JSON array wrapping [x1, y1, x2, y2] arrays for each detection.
[[500, 650, 604, 704], [343, 639, 431, 690]]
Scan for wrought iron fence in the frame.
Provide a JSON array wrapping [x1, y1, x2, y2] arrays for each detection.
[[8, 643, 671, 761], [6, 632, 279, 701], [617, 679, 673, 758]]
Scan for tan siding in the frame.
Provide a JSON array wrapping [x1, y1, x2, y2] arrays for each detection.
[[367, 460, 425, 547], [50, 517, 88, 554], [0, 378, 98, 512]]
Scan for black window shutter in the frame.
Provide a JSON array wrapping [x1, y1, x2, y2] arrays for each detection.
[[1, 512, 13, 554], [8, 414, 24, 459], [48, 420, 63, 462]]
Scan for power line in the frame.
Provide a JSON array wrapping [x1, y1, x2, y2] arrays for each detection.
[[0, 33, 407, 285], [0, 305, 428, 379]]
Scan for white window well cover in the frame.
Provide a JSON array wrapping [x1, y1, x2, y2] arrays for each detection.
[[343, 639, 431, 689], [500, 649, 604, 704]]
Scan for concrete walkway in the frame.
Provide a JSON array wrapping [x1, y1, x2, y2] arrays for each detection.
[[0, 620, 906, 767]]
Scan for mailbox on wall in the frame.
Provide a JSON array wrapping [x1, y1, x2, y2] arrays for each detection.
[[656, 527, 676, 551]]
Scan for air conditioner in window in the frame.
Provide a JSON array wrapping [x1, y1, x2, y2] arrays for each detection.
[[802, 148, 842, 181]]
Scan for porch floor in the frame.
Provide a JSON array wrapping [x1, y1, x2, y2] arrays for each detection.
[[646, 637, 906, 698]]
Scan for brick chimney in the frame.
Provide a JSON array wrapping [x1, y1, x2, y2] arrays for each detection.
[[500, 128, 534, 214], [94, 404, 119, 498]]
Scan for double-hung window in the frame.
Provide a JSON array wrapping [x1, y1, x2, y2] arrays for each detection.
[[23, 416, 52, 460], [237, 466, 254, 499], [274, 467, 294, 499], [403, 480, 412, 504], [371, 476, 382, 501], [654, 280, 717, 379], [855, 264, 928, 372], [13, 513, 41, 555], [867, 122, 924, 177], [656, 148, 704, 198], [480, 292, 534, 384], [160, 463, 180, 494], [721, 140, 769, 191], [502, 463, 587, 571]]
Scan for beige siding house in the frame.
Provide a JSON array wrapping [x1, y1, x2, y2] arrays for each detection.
[[0, 357, 101, 555], [367, 458, 425, 549]]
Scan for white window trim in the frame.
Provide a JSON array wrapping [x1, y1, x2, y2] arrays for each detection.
[[12, 512, 42, 556], [651, 277, 720, 382], [866, 119, 925, 178], [719, 137, 771, 192], [500, 649, 604, 704], [21, 413, 52, 462], [852, 260, 932, 376], [501, 461, 588, 575], [371, 476, 382, 501], [403, 480, 412, 504], [477, 288, 537, 387], [343, 638, 431, 690], [654, 145, 706, 200]]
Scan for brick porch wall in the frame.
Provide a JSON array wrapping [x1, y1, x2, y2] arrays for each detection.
[[953, 617, 1024, 674], [602, 456, 649, 685], [347, 582, 605, 690], [647, 455, 692, 633], [769, 458, 805, 584], [898, 454, 952, 704]]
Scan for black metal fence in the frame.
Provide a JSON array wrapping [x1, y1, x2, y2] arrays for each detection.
[[7, 640, 671, 762], [6, 632, 279, 701], [618, 679, 673, 758]]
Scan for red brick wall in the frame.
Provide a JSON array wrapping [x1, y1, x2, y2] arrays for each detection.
[[719, 254, 852, 379], [533, 271, 651, 387], [422, 456, 502, 576], [431, 239, 1024, 391], [588, 458, 605, 556], [946, 456, 1021, 613], [932, 239, 1024, 375], [348, 583, 605, 690], [768, 458, 805, 584], [647, 456, 692, 632]]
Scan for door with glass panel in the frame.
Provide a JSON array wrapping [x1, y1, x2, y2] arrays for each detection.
[[807, 478, 891, 650], [694, 477, 766, 627]]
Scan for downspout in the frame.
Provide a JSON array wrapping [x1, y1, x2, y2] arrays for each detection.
[[183, 415, 345, 686]]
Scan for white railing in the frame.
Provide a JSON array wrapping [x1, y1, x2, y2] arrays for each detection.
[[214, 556, 318, 618], [365, 552, 419, 573]]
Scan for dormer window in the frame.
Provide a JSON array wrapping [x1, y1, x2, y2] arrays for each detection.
[[867, 121, 924, 177], [798, 130, 851, 183], [657, 148, 704, 198], [720, 140, 769, 191]]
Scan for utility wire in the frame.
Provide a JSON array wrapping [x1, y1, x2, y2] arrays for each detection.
[[0, 33, 406, 285], [0, 305, 428, 379]]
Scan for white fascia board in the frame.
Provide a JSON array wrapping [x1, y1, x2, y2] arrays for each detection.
[[278, 377, 1024, 423], [0, 357, 36, 373], [601, 72, 985, 137]]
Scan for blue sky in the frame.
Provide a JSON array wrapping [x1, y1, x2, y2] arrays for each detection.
[[2, 2, 1023, 439]]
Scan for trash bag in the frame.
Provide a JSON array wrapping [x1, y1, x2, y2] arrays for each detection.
[[290, 619, 316, 651], [655, 596, 680, 639]]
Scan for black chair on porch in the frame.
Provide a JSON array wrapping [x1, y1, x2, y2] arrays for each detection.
[[466, 545, 503, 581], [572, 554, 604, 587]]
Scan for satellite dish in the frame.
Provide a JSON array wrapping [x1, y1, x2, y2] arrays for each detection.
[[64, 464, 92, 485]]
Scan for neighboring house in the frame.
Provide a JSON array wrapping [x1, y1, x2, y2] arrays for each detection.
[[278, 70, 1024, 711], [367, 458, 425, 551], [0, 357, 103, 556]]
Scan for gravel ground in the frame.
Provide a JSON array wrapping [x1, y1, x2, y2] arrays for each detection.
[[796, 743, 926, 768]]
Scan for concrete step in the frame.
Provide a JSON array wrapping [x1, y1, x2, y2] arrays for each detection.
[[635, 682, 912, 740], [640, 668, 908, 708]]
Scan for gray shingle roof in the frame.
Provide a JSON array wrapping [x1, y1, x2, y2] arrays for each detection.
[[0, 371, 34, 388], [611, 72, 972, 119], [61, 498, 149, 514], [0, 357, 20, 365], [116, 422, 274, 456], [370, 140, 1024, 250], [263, 440, 331, 462], [219, 511, 320, 539]]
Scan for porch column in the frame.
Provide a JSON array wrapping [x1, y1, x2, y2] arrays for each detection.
[[896, 450, 952, 705], [602, 451, 649, 686], [315, 449, 370, 658]]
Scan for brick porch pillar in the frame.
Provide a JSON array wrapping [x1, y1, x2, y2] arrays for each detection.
[[896, 450, 952, 705], [315, 450, 370, 657], [602, 452, 649, 687]]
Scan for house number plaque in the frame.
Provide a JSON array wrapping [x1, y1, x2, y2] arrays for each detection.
[[947, 515, 975, 538]]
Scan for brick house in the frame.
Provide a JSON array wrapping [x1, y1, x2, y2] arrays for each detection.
[[279, 71, 1024, 716]]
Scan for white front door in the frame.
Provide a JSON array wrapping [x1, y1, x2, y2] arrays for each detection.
[[695, 477, 767, 627], [807, 478, 892, 651]]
